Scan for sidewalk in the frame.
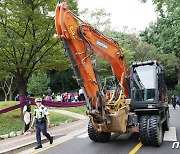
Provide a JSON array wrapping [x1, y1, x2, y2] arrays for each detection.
[[0, 110, 89, 154], [50, 109, 88, 120]]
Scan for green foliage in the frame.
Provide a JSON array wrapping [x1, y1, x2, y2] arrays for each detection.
[[48, 69, 79, 93], [27, 72, 50, 96], [104, 29, 178, 89], [97, 57, 113, 82], [139, 0, 165, 12], [65, 0, 78, 15], [167, 84, 180, 101], [0, 0, 78, 95], [104, 30, 137, 65], [175, 84, 180, 96], [140, 0, 180, 89], [140, 0, 180, 58]]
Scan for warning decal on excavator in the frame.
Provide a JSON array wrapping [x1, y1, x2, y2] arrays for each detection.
[[96, 40, 108, 49], [69, 25, 77, 39]]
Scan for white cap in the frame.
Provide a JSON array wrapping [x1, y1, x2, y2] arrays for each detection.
[[35, 98, 42, 103]]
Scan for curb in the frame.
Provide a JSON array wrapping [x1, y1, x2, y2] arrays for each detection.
[[2, 135, 59, 154], [0, 118, 89, 154]]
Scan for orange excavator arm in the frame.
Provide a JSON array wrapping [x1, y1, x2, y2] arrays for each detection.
[[55, 2, 130, 108]]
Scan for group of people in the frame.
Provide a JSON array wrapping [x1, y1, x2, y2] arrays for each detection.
[[43, 88, 86, 103], [171, 95, 180, 109], [23, 97, 53, 150], [42, 93, 55, 102], [56, 91, 85, 103]]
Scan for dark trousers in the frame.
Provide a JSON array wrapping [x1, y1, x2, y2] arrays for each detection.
[[80, 94, 85, 101], [24, 122, 30, 132], [35, 122, 51, 146]]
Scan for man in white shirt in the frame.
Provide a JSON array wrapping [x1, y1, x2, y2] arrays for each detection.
[[30, 98, 53, 149]]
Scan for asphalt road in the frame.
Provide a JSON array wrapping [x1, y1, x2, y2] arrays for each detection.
[[26, 107, 180, 154]]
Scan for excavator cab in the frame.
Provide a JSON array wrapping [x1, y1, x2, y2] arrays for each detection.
[[130, 60, 167, 110]]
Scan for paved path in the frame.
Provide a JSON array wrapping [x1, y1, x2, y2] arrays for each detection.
[[50, 109, 88, 120]]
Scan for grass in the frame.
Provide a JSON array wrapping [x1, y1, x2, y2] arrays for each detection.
[[0, 101, 78, 135], [58, 105, 87, 115], [49, 111, 77, 124], [0, 101, 19, 109], [0, 109, 24, 135]]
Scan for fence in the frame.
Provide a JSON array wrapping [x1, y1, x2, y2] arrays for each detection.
[[0, 96, 86, 115]]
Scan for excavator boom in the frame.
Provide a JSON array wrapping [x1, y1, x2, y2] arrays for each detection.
[[55, 3, 130, 109]]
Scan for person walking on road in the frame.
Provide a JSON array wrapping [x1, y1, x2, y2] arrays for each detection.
[[30, 97, 53, 149], [171, 95, 176, 109]]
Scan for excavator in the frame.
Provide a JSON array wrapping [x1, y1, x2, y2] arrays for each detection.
[[55, 2, 170, 147]]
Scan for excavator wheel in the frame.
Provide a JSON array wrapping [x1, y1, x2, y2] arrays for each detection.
[[88, 122, 111, 142], [88, 122, 98, 142], [139, 115, 150, 146], [162, 110, 170, 131], [95, 131, 111, 142], [149, 115, 163, 147]]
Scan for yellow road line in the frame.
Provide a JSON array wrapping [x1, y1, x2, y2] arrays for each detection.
[[32, 135, 73, 154], [129, 142, 142, 154]]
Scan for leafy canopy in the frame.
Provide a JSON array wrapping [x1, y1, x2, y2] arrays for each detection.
[[0, 0, 78, 94], [27, 72, 50, 96]]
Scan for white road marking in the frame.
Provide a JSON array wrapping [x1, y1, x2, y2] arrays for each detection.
[[76, 126, 177, 142], [76, 132, 134, 140], [76, 133, 88, 138], [164, 127, 177, 141]]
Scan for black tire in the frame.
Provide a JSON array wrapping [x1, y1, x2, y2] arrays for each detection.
[[139, 115, 150, 146], [162, 110, 170, 131], [88, 122, 111, 142], [149, 115, 163, 147], [88, 122, 98, 142], [95, 131, 111, 142]]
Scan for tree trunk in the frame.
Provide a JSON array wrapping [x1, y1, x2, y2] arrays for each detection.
[[17, 77, 28, 121], [4, 94, 8, 102], [18, 80, 27, 96], [9, 90, 13, 101]]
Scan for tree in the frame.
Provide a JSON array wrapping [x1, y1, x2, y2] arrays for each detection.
[[0, 0, 78, 96], [140, 0, 180, 85], [105, 29, 179, 89], [0, 69, 17, 101], [48, 69, 78, 93], [27, 72, 50, 96], [0, 76, 14, 101], [79, 8, 111, 31]]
